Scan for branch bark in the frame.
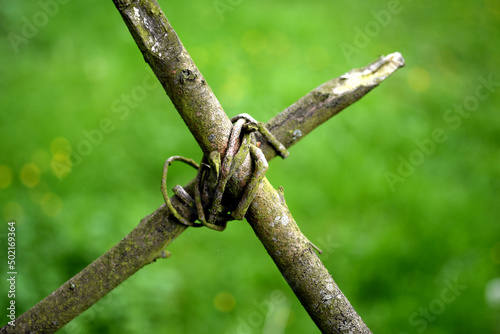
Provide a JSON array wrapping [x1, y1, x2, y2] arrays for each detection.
[[1, 1, 403, 332]]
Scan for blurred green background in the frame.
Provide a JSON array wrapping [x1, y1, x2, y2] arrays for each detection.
[[1, 0, 499, 333]]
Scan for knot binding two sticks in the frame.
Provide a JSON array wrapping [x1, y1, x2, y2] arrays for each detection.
[[161, 114, 289, 231]]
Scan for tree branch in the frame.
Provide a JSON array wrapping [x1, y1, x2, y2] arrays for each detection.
[[113, 0, 231, 154], [1, 1, 403, 332], [261, 52, 404, 161], [109, 1, 401, 333]]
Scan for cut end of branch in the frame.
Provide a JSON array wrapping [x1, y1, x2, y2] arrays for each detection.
[[363, 51, 405, 79], [384, 51, 405, 68], [335, 51, 405, 93]]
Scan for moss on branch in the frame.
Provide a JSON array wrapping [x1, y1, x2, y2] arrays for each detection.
[[1, 0, 404, 332]]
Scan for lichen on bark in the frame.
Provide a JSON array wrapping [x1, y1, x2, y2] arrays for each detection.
[[1, 1, 404, 332]]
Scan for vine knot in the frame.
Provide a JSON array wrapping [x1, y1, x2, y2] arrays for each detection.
[[161, 114, 288, 231]]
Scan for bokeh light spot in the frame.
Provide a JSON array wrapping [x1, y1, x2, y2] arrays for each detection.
[[268, 31, 290, 56], [20, 163, 41, 188], [50, 137, 72, 179], [214, 291, 236, 312], [32, 150, 51, 173], [50, 137, 71, 161], [491, 242, 500, 264], [407, 66, 431, 92], [50, 158, 72, 180], [29, 182, 51, 204], [241, 30, 267, 54], [0, 165, 13, 189], [41, 192, 63, 217], [221, 73, 249, 108], [3, 202, 24, 222]]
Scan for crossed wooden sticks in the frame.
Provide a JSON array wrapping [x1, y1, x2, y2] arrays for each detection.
[[0, 1, 404, 333]]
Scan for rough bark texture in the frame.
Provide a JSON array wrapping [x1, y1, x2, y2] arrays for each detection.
[[114, 0, 231, 154], [112, 1, 399, 333], [1, 0, 404, 332]]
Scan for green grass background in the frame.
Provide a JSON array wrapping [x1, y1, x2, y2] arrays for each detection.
[[1, 0, 499, 333]]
